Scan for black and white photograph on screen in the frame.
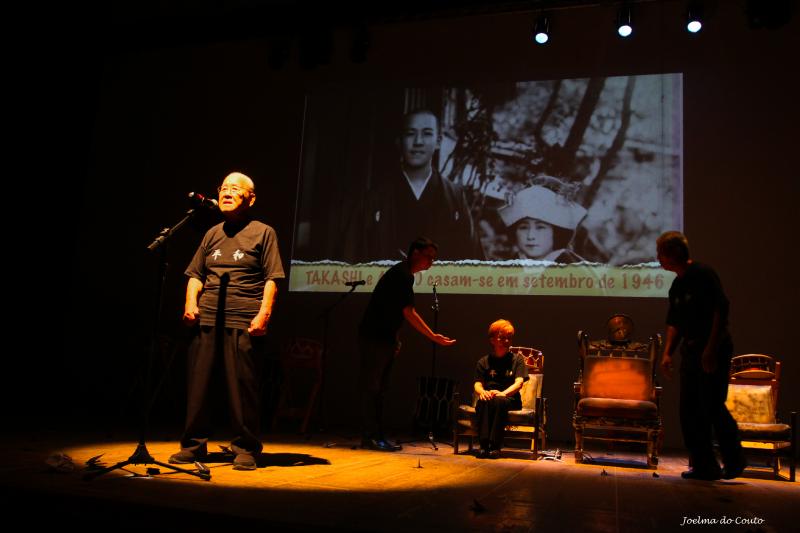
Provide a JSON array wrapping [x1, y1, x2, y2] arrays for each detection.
[[292, 74, 682, 278]]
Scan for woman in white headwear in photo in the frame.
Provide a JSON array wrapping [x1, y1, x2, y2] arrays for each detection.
[[498, 184, 587, 263]]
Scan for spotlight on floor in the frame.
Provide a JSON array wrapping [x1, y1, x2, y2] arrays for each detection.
[[617, 5, 633, 37], [533, 15, 550, 45]]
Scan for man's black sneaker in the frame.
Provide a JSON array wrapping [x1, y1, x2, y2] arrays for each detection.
[[681, 468, 721, 481], [722, 457, 747, 479]]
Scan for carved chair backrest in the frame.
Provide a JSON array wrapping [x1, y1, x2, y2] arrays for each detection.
[[577, 332, 661, 401], [510, 346, 544, 410], [726, 354, 780, 424]]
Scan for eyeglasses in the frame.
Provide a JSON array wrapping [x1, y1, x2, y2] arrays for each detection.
[[217, 185, 251, 196]]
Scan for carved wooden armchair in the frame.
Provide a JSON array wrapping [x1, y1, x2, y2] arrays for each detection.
[[725, 354, 796, 482], [573, 324, 663, 468], [453, 346, 546, 457]]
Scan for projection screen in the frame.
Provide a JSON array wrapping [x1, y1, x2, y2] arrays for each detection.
[[290, 74, 682, 297]]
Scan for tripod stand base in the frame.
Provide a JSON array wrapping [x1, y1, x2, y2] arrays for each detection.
[[83, 443, 211, 481], [410, 376, 457, 450], [399, 431, 453, 451]]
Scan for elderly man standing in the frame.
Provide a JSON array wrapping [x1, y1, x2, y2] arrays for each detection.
[[169, 172, 285, 471]]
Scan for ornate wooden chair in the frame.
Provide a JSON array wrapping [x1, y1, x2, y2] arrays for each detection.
[[453, 346, 546, 457], [573, 316, 663, 468], [725, 354, 796, 482]]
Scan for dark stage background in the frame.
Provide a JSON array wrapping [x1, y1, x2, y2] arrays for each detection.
[[9, 1, 797, 449]]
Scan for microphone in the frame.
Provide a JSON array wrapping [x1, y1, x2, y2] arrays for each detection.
[[188, 192, 219, 209], [344, 280, 366, 287]]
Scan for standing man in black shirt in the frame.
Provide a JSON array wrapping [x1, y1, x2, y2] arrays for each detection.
[[658, 231, 745, 480], [359, 237, 456, 451], [170, 172, 285, 471], [473, 319, 528, 459]]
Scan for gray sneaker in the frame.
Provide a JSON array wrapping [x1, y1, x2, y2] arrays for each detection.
[[233, 453, 257, 471], [169, 448, 207, 464]]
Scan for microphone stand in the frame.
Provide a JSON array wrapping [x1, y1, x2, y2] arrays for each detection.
[[431, 284, 439, 378], [85, 207, 211, 481], [406, 283, 454, 451], [314, 283, 361, 433], [426, 284, 440, 450]]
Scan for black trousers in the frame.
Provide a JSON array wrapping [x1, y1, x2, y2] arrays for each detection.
[[475, 395, 521, 450], [679, 351, 743, 472], [180, 325, 264, 455], [358, 334, 399, 441]]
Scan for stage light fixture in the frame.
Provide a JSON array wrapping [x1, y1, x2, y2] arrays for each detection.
[[686, 3, 703, 33], [616, 5, 633, 37], [533, 15, 550, 45]]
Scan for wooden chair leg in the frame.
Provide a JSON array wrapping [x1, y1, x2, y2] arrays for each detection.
[[791, 412, 797, 482], [648, 430, 660, 468], [647, 437, 657, 468]]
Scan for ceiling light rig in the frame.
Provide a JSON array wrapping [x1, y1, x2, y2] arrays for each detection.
[[616, 5, 633, 37], [525, 1, 714, 46], [686, 3, 704, 33], [533, 14, 551, 44]]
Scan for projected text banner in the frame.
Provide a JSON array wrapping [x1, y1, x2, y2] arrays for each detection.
[[290, 262, 676, 298], [290, 73, 682, 297]]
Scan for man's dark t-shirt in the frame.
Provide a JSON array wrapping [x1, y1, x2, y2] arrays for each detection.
[[359, 261, 414, 343], [186, 219, 285, 329], [666, 261, 731, 357]]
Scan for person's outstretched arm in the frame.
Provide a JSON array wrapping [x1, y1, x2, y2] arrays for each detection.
[[402, 305, 456, 346]]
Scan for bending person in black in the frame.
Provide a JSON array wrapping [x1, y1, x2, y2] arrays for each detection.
[[358, 237, 456, 451], [473, 319, 527, 459], [658, 231, 745, 480], [170, 172, 285, 471]]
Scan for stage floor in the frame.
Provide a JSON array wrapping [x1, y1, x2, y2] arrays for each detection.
[[1, 432, 796, 532]]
